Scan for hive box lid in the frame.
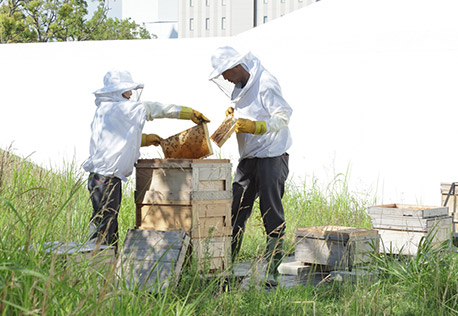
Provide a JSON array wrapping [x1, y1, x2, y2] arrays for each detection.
[[296, 225, 378, 242], [136, 158, 230, 169], [116, 229, 190, 293], [367, 204, 448, 218]]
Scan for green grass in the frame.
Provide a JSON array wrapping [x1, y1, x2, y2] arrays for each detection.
[[0, 148, 457, 315]]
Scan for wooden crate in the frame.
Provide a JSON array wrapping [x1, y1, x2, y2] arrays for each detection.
[[367, 204, 453, 255], [134, 159, 232, 273], [295, 226, 379, 270], [440, 183, 458, 233]]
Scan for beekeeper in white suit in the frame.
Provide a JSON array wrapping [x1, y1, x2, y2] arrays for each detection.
[[84, 69, 210, 251], [209, 46, 292, 287]]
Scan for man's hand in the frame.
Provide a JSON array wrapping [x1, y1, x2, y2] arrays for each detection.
[[141, 134, 162, 147], [235, 118, 267, 135], [225, 106, 234, 117], [179, 106, 210, 124], [191, 109, 210, 124]]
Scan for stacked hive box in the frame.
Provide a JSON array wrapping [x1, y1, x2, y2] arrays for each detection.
[[135, 158, 232, 273], [295, 226, 379, 270], [440, 183, 458, 235], [367, 204, 452, 255]]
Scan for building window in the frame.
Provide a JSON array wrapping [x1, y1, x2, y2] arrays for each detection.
[[299, 0, 303, 2], [190, 0, 194, 6], [206, 0, 210, 6], [222, 0, 226, 5], [221, 17, 226, 30], [281, 0, 285, 3], [205, 18, 210, 30], [263, 16, 268, 23], [264, 0, 268, 3], [189, 18, 194, 31]]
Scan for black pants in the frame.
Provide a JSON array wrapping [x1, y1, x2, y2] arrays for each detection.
[[232, 154, 289, 243], [87, 173, 122, 248]]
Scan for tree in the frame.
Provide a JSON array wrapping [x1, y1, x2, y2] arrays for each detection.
[[0, 0, 153, 43]]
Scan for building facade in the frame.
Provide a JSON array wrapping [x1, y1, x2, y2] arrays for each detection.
[[178, 0, 317, 38], [122, 0, 179, 38]]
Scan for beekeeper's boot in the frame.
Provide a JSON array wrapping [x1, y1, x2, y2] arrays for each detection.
[[265, 236, 284, 288]]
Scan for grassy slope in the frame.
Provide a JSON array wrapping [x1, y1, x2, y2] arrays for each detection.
[[0, 149, 456, 315]]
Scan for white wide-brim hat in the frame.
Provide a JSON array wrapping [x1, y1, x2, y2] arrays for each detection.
[[94, 69, 144, 94]]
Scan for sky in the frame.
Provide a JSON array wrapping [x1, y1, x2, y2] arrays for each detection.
[[1, 0, 458, 206]]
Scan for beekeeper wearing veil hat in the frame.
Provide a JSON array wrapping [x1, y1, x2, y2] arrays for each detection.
[[209, 46, 292, 287], [84, 69, 210, 252]]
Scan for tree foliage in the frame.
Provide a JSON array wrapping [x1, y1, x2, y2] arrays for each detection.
[[0, 0, 153, 43]]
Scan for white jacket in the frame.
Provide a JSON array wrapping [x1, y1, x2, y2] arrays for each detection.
[[209, 47, 293, 159], [83, 70, 182, 181]]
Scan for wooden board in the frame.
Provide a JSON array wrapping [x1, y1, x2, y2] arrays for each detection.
[[191, 236, 231, 272], [440, 183, 458, 233], [295, 226, 379, 269], [136, 204, 193, 231], [136, 197, 232, 238], [369, 214, 448, 231], [116, 229, 190, 292], [160, 123, 213, 159], [191, 198, 232, 238], [37, 241, 115, 269], [367, 204, 449, 218], [210, 115, 237, 147]]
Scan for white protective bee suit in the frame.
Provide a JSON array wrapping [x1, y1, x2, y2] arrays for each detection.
[[209, 47, 293, 159], [83, 69, 189, 248], [209, 47, 293, 286], [83, 69, 185, 181]]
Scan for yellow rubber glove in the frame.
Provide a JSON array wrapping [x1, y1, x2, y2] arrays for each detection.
[[179, 106, 210, 124], [235, 118, 267, 135], [141, 134, 162, 147], [225, 106, 234, 117]]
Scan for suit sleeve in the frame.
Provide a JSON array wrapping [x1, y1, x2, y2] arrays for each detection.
[[143, 101, 185, 121]]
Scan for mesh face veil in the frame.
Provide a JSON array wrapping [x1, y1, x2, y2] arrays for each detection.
[[132, 87, 143, 101], [210, 75, 236, 99]]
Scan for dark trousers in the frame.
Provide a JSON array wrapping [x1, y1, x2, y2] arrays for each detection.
[[87, 173, 122, 248], [232, 154, 289, 252]]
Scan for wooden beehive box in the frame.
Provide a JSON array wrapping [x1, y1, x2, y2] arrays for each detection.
[[210, 115, 237, 148], [160, 123, 213, 159], [134, 158, 232, 272], [367, 204, 452, 255], [295, 226, 379, 270], [116, 229, 190, 292], [440, 183, 458, 234]]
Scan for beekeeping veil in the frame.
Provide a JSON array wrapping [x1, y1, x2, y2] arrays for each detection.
[[93, 69, 144, 104], [209, 46, 261, 102]]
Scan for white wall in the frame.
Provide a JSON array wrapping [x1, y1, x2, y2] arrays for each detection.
[[1, 0, 457, 207]]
